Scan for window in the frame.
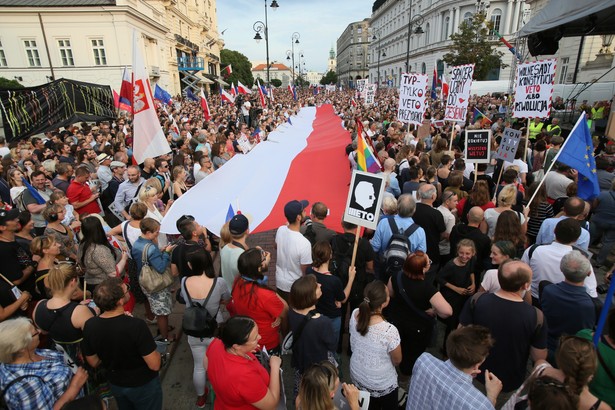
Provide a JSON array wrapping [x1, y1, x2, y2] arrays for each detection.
[[91, 39, 107, 65], [489, 9, 502, 37], [421, 62, 426, 74], [559, 57, 569, 84], [357, 27, 362, 34], [425, 22, 430, 45], [464, 12, 473, 25], [443, 16, 450, 41], [23, 39, 41, 67], [0, 40, 6, 67], [57, 39, 74, 66]]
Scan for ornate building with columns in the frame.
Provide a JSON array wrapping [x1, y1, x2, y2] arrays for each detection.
[[368, 0, 527, 89]]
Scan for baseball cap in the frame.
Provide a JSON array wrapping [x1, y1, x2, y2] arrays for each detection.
[[96, 153, 111, 162], [0, 208, 20, 225], [110, 161, 126, 169], [229, 214, 249, 235], [284, 200, 309, 222]]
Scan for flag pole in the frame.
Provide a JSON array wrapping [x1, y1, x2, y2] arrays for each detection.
[[525, 113, 585, 208], [492, 164, 505, 203], [523, 118, 531, 167], [449, 125, 457, 152]]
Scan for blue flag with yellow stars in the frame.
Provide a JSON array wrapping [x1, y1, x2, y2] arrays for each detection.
[[554, 112, 599, 200]]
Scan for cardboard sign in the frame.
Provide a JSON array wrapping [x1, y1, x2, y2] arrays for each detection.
[[465, 129, 491, 163], [512, 59, 556, 118], [365, 84, 377, 105], [333, 385, 371, 410], [398, 73, 429, 126], [343, 171, 385, 230], [444, 64, 475, 123], [494, 127, 522, 161]]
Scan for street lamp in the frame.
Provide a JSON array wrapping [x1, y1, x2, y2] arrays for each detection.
[[405, 12, 424, 72], [372, 27, 384, 87], [253, 0, 279, 85], [290, 32, 300, 85]]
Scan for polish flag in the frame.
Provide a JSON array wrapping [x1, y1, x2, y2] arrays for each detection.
[[237, 81, 251, 95], [220, 88, 235, 104], [230, 82, 237, 97], [441, 75, 449, 100], [288, 84, 297, 101], [131, 30, 171, 164], [222, 65, 232, 77], [257, 80, 266, 108], [160, 104, 351, 235], [200, 88, 211, 121], [119, 66, 133, 113]]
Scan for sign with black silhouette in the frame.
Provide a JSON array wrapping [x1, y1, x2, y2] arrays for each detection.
[[0, 78, 115, 141], [344, 170, 385, 230], [464, 129, 491, 163]]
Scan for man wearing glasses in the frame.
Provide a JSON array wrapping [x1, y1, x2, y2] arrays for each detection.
[[113, 166, 145, 221]]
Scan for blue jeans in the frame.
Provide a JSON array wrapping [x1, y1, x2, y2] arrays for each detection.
[[329, 316, 342, 349], [110, 376, 162, 410], [590, 221, 615, 265]]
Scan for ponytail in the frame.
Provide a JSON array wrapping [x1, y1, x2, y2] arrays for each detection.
[[355, 281, 387, 336]]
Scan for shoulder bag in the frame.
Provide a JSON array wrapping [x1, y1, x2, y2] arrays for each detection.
[[139, 243, 174, 293]]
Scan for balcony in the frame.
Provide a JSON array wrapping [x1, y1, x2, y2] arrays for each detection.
[[177, 56, 204, 71]]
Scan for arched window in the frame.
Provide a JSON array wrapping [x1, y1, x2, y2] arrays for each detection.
[[425, 22, 430, 45], [463, 12, 473, 26], [490, 8, 502, 36], [421, 62, 426, 74], [443, 16, 450, 40]]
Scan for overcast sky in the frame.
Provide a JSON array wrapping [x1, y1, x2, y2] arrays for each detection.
[[216, 0, 373, 73]]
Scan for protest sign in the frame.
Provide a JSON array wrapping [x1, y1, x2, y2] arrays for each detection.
[[444, 64, 474, 123], [333, 385, 371, 410], [344, 171, 385, 230], [465, 130, 491, 163], [365, 84, 377, 105], [512, 59, 556, 118], [494, 127, 522, 161], [356, 79, 369, 98], [397, 73, 429, 126]]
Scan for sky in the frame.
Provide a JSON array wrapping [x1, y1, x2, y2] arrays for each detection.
[[216, 0, 373, 73]]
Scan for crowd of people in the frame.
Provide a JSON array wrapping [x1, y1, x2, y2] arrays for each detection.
[[0, 82, 612, 410]]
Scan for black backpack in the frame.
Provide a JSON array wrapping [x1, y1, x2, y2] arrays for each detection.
[[330, 234, 354, 285], [181, 277, 219, 338], [303, 222, 317, 247], [383, 218, 419, 275]]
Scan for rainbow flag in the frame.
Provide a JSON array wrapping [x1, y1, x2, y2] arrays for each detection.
[[473, 107, 492, 125], [356, 133, 381, 173]]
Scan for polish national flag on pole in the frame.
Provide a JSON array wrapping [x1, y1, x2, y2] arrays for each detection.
[[131, 30, 171, 164], [230, 82, 237, 97], [237, 81, 251, 95], [119, 66, 133, 113], [200, 88, 211, 121], [222, 65, 232, 77], [257, 80, 266, 108], [220, 88, 235, 104]]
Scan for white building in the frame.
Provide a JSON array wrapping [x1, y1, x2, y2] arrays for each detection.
[[305, 71, 323, 86], [368, 0, 527, 89], [336, 18, 370, 88], [0, 0, 223, 95], [252, 62, 292, 87]]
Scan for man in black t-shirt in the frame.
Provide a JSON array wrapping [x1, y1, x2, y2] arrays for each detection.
[[83, 277, 162, 409], [459, 260, 547, 393], [0, 209, 36, 293]]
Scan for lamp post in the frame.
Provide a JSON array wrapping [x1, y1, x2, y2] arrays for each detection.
[[291, 32, 300, 84], [253, 0, 279, 85], [404, 6, 424, 73], [372, 27, 384, 87]]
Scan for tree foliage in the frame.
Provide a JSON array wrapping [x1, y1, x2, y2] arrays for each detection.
[[220, 49, 254, 87], [319, 70, 337, 85], [442, 13, 506, 81], [0, 77, 25, 90], [270, 78, 282, 87], [295, 76, 310, 87]]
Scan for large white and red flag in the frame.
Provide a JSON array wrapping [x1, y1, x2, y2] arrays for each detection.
[[131, 31, 171, 164], [200, 88, 211, 121], [160, 105, 351, 235], [118, 66, 133, 113], [220, 88, 235, 104], [237, 81, 251, 95]]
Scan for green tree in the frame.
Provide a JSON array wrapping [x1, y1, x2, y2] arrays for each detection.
[[295, 76, 310, 87], [270, 78, 282, 87], [442, 12, 506, 80], [319, 70, 337, 85], [220, 49, 254, 87], [0, 77, 25, 90]]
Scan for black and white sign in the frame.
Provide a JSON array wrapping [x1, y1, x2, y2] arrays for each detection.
[[464, 129, 491, 163], [494, 127, 522, 161], [344, 171, 385, 230]]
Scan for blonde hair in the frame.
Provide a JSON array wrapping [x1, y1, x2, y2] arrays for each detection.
[[30, 235, 56, 257], [497, 184, 518, 207], [138, 185, 158, 202], [47, 263, 78, 294], [297, 361, 338, 410], [0, 318, 34, 363]]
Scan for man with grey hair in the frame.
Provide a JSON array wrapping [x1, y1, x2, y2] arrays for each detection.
[[371, 194, 427, 279], [382, 158, 401, 198], [413, 184, 446, 279], [540, 250, 599, 361]]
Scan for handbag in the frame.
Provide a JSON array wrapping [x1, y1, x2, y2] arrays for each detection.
[[181, 277, 219, 338], [281, 310, 316, 355], [139, 243, 174, 293]]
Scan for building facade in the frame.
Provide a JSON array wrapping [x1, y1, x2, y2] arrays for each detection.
[[305, 71, 323, 86], [368, 0, 527, 89], [327, 46, 336, 73], [0, 0, 223, 95], [336, 18, 370, 88], [252, 62, 292, 87]]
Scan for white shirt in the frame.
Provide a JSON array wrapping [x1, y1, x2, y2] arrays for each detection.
[[521, 242, 597, 298], [274, 225, 312, 292], [484, 208, 526, 239], [437, 205, 456, 255], [480, 269, 500, 293]]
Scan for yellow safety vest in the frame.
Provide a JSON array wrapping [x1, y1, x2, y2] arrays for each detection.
[[529, 122, 544, 140], [592, 106, 605, 120], [546, 124, 561, 136]]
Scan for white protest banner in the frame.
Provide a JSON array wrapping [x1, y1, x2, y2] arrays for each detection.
[[397, 73, 429, 126], [343, 170, 385, 230], [333, 385, 371, 410], [365, 84, 377, 105], [512, 59, 556, 118], [494, 127, 522, 161], [356, 79, 369, 99], [444, 64, 475, 123]]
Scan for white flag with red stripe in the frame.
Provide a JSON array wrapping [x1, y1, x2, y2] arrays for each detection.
[[200, 88, 211, 121], [131, 31, 171, 164]]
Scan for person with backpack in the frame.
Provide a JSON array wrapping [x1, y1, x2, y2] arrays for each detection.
[[300, 202, 335, 246], [370, 194, 427, 284], [179, 250, 230, 408]]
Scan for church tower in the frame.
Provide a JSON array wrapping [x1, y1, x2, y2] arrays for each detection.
[[327, 46, 336, 73]]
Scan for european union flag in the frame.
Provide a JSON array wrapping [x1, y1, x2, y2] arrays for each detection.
[[225, 204, 234, 223], [154, 84, 172, 104], [184, 88, 199, 102], [555, 112, 599, 200]]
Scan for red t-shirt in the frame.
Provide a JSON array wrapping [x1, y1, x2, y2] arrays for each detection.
[[206, 338, 269, 409], [66, 181, 101, 215], [231, 281, 284, 350]]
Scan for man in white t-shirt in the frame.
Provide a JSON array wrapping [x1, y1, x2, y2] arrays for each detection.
[[275, 199, 312, 301], [0, 136, 10, 158], [241, 100, 251, 126]]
